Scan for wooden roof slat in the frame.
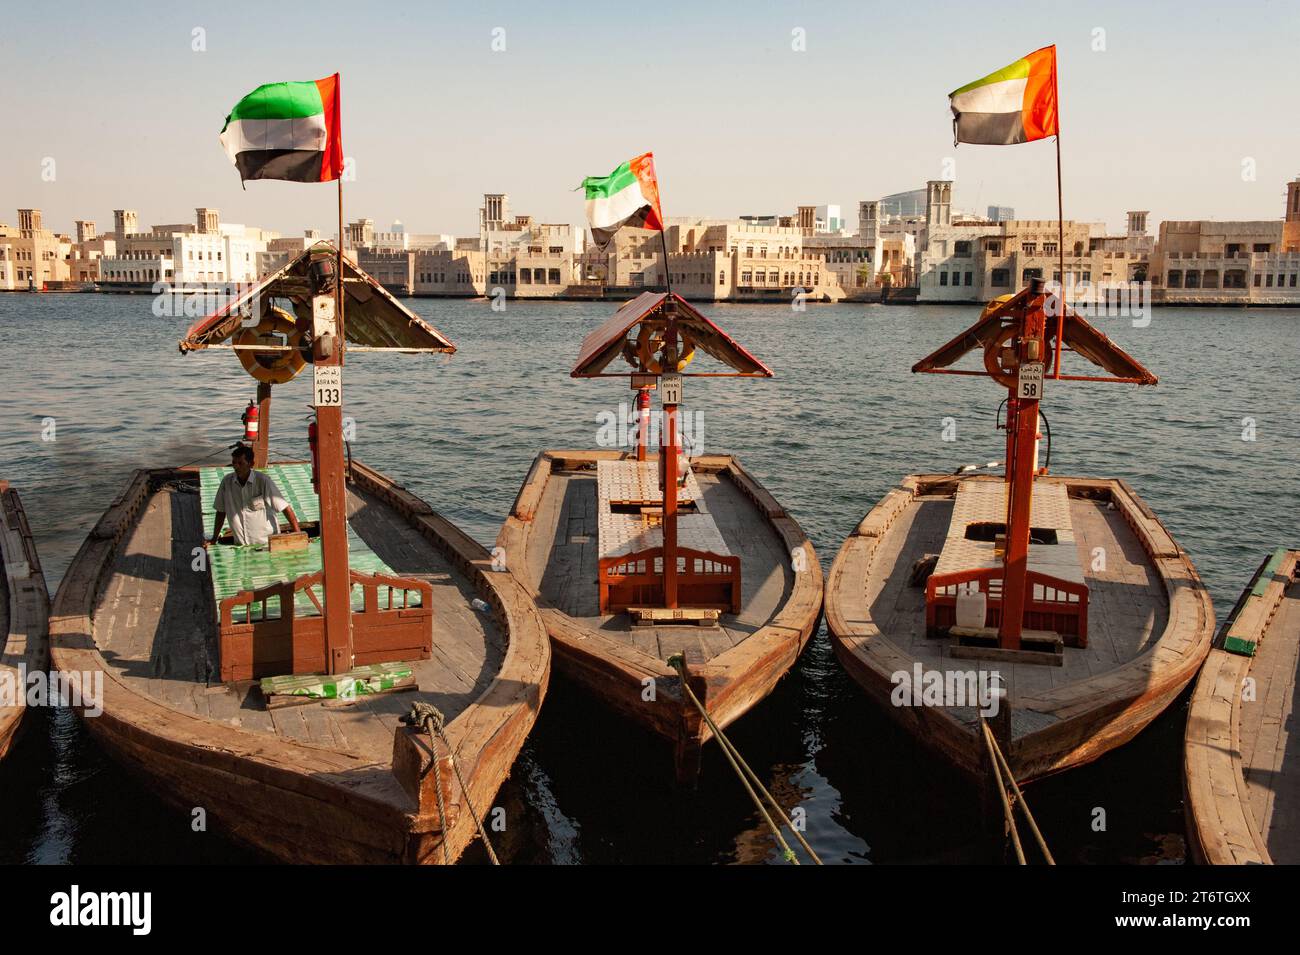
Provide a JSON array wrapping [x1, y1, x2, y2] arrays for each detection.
[[178, 244, 455, 355], [911, 288, 1156, 385], [571, 291, 773, 378]]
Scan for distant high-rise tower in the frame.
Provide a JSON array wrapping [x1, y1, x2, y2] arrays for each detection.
[[17, 209, 42, 235], [196, 207, 220, 234], [1126, 210, 1149, 237], [925, 181, 952, 229], [75, 220, 96, 243], [113, 209, 139, 239], [987, 205, 1015, 223]]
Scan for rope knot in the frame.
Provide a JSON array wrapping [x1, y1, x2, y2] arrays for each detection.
[[401, 700, 446, 736]]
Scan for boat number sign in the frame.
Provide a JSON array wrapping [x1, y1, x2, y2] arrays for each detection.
[[660, 373, 683, 405], [1017, 362, 1044, 400], [314, 365, 342, 407]]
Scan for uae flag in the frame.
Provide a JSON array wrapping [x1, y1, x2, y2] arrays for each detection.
[[581, 152, 664, 249], [949, 46, 1058, 145], [219, 74, 343, 183]]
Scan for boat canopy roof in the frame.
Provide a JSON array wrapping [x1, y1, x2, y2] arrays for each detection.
[[571, 291, 773, 378], [911, 286, 1157, 385], [179, 243, 455, 354]]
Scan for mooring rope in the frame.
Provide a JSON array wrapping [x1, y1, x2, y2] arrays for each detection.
[[666, 655, 822, 865], [979, 718, 1055, 865], [401, 700, 500, 866], [177, 442, 240, 470]]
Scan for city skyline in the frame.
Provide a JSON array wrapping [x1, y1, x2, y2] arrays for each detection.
[[4, 1, 1299, 238]]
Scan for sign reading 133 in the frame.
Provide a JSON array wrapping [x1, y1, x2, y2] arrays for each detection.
[[314, 365, 342, 407]]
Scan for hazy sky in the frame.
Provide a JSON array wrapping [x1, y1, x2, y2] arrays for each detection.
[[3, 0, 1297, 238]]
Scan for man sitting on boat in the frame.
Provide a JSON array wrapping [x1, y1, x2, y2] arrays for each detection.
[[209, 445, 301, 546]]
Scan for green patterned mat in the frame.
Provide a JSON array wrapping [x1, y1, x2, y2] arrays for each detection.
[[199, 463, 419, 624]]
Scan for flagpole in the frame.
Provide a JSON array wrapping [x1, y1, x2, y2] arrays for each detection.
[[659, 226, 673, 297], [315, 136, 353, 675], [338, 176, 345, 345], [1053, 52, 1065, 379]]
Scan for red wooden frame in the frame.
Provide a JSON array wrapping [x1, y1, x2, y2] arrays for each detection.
[[218, 569, 434, 682], [599, 546, 741, 615], [925, 566, 1089, 647]]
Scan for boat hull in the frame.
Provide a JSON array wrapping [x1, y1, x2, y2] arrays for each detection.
[[49, 462, 549, 864], [498, 450, 822, 778], [0, 482, 50, 760], [1184, 549, 1298, 865], [825, 473, 1214, 783]]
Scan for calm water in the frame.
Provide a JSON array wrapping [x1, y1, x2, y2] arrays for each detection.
[[1, 292, 1297, 864]]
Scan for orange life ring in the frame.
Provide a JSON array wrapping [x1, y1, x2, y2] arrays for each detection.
[[983, 325, 1022, 389], [635, 324, 696, 374], [233, 306, 307, 385]]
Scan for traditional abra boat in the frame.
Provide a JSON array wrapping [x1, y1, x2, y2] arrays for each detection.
[[497, 291, 822, 782], [48, 246, 549, 863], [825, 280, 1213, 782], [1185, 549, 1299, 864], [0, 483, 49, 760]]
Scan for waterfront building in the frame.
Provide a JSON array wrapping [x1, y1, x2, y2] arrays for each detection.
[[914, 181, 1151, 305], [598, 218, 845, 303], [0, 209, 71, 290], [1149, 220, 1297, 305], [1281, 176, 1300, 253], [97, 207, 274, 288], [66, 219, 117, 283]]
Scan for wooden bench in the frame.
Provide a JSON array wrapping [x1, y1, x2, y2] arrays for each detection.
[[595, 459, 740, 614], [925, 481, 1090, 646]]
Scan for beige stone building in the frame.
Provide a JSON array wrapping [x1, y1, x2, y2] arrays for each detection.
[[0, 209, 71, 290], [597, 219, 845, 302], [98, 208, 275, 288], [914, 181, 1151, 305], [1149, 220, 1298, 304]]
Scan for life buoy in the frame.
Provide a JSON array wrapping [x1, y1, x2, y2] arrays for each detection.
[[634, 324, 696, 374], [983, 325, 1022, 389], [979, 295, 1019, 388], [234, 306, 307, 384]]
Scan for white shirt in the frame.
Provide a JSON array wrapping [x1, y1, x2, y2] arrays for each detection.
[[215, 470, 290, 546]]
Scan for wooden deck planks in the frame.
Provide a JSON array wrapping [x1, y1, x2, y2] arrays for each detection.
[[866, 495, 1167, 712], [1239, 577, 1300, 863], [526, 467, 792, 664], [827, 474, 1212, 782]]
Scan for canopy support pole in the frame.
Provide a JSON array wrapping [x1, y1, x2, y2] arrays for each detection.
[[317, 179, 354, 675], [998, 287, 1047, 651], [661, 302, 679, 608], [253, 381, 271, 469]]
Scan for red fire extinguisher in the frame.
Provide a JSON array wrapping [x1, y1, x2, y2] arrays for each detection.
[[241, 400, 259, 442], [308, 417, 320, 493]]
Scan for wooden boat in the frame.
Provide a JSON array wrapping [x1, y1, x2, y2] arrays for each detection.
[[0, 482, 50, 759], [498, 292, 822, 782], [1185, 549, 1299, 864], [825, 282, 1214, 783], [48, 247, 549, 863]]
